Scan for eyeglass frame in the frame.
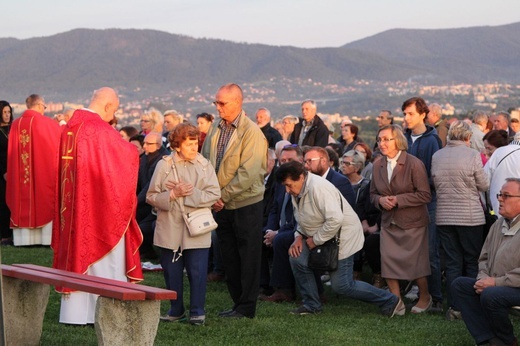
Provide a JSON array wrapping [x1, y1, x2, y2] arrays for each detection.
[[304, 157, 321, 165], [376, 137, 395, 143], [496, 193, 520, 200]]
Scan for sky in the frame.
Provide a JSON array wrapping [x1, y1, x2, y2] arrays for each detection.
[[2, 0, 519, 48]]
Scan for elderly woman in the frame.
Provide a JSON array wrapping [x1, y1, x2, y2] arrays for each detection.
[[342, 150, 383, 287], [370, 125, 432, 315], [432, 120, 489, 317], [353, 142, 374, 180], [147, 123, 221, 326], [278, 161, 399, 316], [0, 100, 13, 245]]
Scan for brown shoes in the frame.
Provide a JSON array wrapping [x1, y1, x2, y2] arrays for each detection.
[[259, 289, 295, 303]]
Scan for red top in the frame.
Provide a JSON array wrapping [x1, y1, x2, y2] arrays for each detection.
[[52, 109, 143, 292], [6, 110, 62, 228]]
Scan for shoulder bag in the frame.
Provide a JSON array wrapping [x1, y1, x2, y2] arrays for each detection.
[[172, 163, 218, 237]]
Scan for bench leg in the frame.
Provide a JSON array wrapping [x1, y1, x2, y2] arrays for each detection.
[[2, 277, 50, 346], [95, 297, 160, 346]]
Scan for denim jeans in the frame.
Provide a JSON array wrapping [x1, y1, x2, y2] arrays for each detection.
[[160, 247, 209, 317], [438, 225, 483, 308], [427, 200, 443, 303], [451, 277, 520, 345], [290, 241, 397, 313]]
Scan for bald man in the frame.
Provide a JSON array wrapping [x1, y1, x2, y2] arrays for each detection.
[[6, 94, 62, 246], [52, 87, 143, 325], [202, 83, 268, 319]]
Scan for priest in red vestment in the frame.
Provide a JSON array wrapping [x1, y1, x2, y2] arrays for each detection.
[[51, 87, 143, 324], [6, 94, 62, 246]]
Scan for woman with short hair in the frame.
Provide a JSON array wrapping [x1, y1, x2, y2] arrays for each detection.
[[370, 125, 432, 315], [147, 123, 221, 325], [432, 120, 489, 317]]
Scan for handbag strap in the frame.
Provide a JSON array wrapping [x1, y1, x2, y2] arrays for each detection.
[[171, 162, 186, 213]]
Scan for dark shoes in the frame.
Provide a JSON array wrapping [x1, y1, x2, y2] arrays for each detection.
[[290, 305, 322, 315], [445, 307, 462, 321], [218, 309, 253, 319], [259, 289, 295, 303], [207, 272, 225, 282]]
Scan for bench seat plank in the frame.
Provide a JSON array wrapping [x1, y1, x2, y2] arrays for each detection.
[[13, 263, 177, 300], [2, 265, 145, 300]]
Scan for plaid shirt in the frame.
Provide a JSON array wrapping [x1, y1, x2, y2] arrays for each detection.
[[215, 114, 241, 173]]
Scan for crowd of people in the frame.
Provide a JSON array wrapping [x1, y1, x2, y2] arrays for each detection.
[[2, 85, 520, 345]]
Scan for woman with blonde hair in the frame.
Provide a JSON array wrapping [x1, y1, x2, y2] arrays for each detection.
[[370, 124, 432, 315]]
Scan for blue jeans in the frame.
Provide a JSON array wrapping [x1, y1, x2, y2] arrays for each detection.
[[160, 247, 209, 317], [451, 277, 520, 345], [427, 201, 443, 303], [438, 225, 483, 308], [290, 241, 397, 313]]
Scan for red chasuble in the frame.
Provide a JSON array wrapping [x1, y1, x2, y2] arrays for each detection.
[[6, 110, 61, 228], [51, 109, 143, 292]]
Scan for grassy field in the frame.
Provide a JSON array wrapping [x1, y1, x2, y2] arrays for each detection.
[[2, 245, 518, 345]]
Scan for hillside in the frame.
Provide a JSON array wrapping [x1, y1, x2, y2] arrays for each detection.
[[0, 23, 519, 102]]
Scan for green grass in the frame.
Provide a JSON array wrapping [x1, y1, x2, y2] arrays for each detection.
[[2, 246, 519, 345]]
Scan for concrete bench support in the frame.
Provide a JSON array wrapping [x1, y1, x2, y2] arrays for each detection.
[[2, 277, 50, 346], [95, 297, 160, 346]]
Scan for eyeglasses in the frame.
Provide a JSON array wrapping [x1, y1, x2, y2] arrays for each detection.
[[304, 157, 321, 165], [37, 103, 47, 110], [340, 161, 354, 166], [212, 100, 231, 107], [496, 193, 520, 200], [140, 120, 151, 123], [143, 142, 158, 146], [376, 137, 395, 143]]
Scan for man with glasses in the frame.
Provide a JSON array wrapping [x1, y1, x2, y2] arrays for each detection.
[[451, 178, 520, 346], [202, 83, 267, 319], [484, 132, 520, 217], [6, 94, 61, 246], [137, 132, 168, 260], [303, 146, 355, 207]]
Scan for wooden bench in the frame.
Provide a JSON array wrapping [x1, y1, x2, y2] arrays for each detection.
[[1, 264, 176, 346]]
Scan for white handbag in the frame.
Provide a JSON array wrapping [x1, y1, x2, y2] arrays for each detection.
[[172, 163, 218, 237]]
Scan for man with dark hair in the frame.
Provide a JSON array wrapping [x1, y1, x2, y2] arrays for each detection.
[[6, 94, 62, 246], [402, 96, 443, 313], [202, 83, 267, 319], [289, 99, 329, 147], [303, 146, 355, 207]]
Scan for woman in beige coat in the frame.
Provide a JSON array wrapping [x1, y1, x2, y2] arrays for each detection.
[[370, 125, 432, 315], [147, 123, 220, 325]]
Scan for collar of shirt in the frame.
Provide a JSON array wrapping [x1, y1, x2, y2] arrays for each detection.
[[502, 215, 520, 236], [302, 117, 314, 127], [321, 167, 330, 179], [218, 113, 241, 129]]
